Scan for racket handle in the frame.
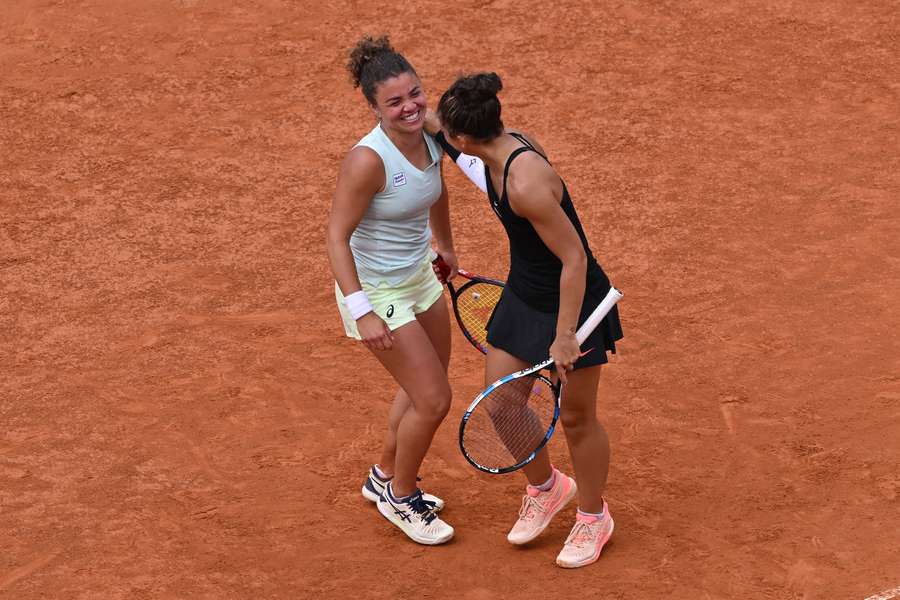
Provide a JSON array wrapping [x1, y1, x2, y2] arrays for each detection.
[[575, 287, 623, 345], [432, 254, 475, 281], [432, 255, 451, 281]]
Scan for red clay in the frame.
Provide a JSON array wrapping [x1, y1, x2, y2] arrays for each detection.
[[2, 1, 899, 599]]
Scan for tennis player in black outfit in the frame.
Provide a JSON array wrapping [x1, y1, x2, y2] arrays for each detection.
[[427, 73, 623, 568]]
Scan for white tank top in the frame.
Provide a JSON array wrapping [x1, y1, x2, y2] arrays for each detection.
[[350, 124, 443, 286]]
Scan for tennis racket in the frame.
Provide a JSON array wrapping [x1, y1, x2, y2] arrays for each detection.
[[459, 286, 623, 474], [432, 255, 504, 354]]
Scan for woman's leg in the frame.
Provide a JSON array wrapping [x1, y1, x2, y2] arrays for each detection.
[[490, 347, 579, 545], [377, 389, 410, 476], [368, 306, 452, 497], [558, 365, 608, 513], [554, 364, 613, 568], [484, 346, 554, 486], [376, 297, 451, 476]]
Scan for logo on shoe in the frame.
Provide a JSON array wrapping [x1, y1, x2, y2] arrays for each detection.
[[393, 507, 412, 522]]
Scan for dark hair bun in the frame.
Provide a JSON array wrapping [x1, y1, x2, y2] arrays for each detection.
[[347, 35, 394, 88], [454, 72, 503, 106], [437, 72, 505, 141]]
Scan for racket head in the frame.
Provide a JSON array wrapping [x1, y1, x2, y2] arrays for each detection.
[[449, 278, 504, 354], [459, 370, 560, 474]]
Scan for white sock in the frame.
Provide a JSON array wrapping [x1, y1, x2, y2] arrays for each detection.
[[373, 464, 392, 480], [577, 507, 605, 518], [387, 482, 410, 503], [535, 470, 556, 492]]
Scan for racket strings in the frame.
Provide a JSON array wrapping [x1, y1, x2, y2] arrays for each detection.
[[455, 282, 503, 350], [462, 375, 557, 470]]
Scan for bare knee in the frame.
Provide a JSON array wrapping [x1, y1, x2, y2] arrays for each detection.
[[414, 384, 452, 423], [560, 408, 597, 436]]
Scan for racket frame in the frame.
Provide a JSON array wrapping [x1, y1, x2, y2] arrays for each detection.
[[459, 368, 561, 474], [459, 286, 623, 474], [433, 255, 505, 355], [446, 270, 505, 354]]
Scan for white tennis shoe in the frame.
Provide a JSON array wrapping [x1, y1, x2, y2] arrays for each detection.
[[361, 466, 444, 511], [377, 483, 454, 545]]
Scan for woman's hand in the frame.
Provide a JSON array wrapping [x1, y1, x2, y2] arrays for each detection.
[[423, 109, 442, 136], [549, 329, 580, 385], [357, 312, 394, 351], [432, 250, 459, 283]]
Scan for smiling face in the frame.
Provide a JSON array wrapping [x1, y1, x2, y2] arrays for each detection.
[[372, 71, 426, 135]]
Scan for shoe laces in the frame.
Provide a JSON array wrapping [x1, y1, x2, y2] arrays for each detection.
[[406, 490, 437, 525], [415, 477, 438, 511], [517, 493, 548, 522], [564, 520, 598, 548], [377, 472, 438, 510]]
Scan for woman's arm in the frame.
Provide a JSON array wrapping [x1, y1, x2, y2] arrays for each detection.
[[424, 110, 487, 193], [326, 146, 394, 350], [428, 172, 458, 280], [327, 146, 382, 295], [506, 153, 587, 380]]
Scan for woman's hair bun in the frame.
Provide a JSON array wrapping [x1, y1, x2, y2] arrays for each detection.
[[454, 72, 503, 106], [347, 35, 395, 88], [438, 72, 505, 141]]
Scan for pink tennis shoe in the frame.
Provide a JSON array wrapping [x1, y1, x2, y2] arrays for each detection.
[[507, 468, 577, 545], [556, 501, 614, 568]]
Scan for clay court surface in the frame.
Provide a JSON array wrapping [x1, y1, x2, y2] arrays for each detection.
[[2, 1, 899, 598]]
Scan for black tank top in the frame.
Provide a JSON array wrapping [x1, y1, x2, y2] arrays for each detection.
[[485, 133, 610, 313]]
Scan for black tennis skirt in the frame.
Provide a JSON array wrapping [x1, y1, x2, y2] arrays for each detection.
[[485, 284, 623, 369]]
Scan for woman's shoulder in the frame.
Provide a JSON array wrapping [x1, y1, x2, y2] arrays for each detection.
[[343, 143, 383, 170], [338, 144, 385, 191], [506, 128, 548, 157], [506, 151, 556, 193], [505, 132, 560, 212]]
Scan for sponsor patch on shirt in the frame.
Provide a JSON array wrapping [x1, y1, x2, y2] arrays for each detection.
[[392, 172, 407, 187]]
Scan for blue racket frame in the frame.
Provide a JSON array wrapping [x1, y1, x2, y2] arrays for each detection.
[[458, 364, 561, 474], [458, 286, 623, 474]]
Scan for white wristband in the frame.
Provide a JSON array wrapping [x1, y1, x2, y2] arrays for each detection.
[[345, 290, 374, 320]]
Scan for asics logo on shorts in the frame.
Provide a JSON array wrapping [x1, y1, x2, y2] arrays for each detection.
[[386, 304, 395, 318]]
